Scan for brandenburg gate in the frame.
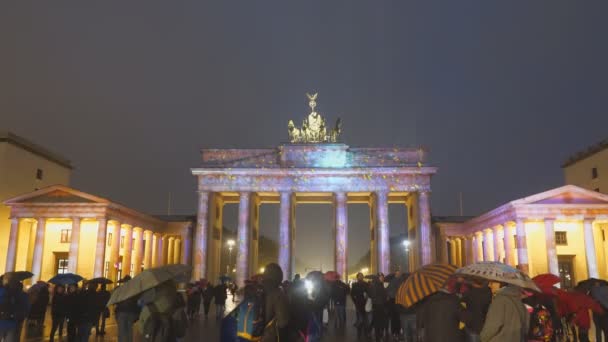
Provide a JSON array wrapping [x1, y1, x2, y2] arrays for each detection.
[[191, 94, 437, 284]]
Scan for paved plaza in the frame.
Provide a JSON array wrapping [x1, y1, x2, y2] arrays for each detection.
[[21, 294, 361, 342]]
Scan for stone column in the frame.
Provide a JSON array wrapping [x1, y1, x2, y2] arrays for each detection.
[[151, 233, 161, 268], [122, 225, 133, 277], [493, 226, 503, 263], [483, 230, 494, 261], [173, 239, 181, 264], [236, 192, 251, 286], [181, 225, 192, 265], [67, 217, 81, 273], [143, 230, 153, 269], [503, 223, 514, 266], [439, 230, 448, 263], [278, 192, 293, 280], [193, 191, 210, 281], [583, 218, 599, 278], [376, 191, 390, 274], [93, 218, 108, 277], [334, 192, 348, 280], [5, 218, 20, 272], [110, 222, 122, 281], [465, 236, 475, 265], [369, 197, 378, 274], [472, 235, 478, 263], [515, 218, 529, 273], [31, 218, 47, 283], [161, 236, 169, 265], [167, 236, 175, 265], [249, 194, 260, 276], [449, 240, 457, 265], [544, 219, 559, 275], [133, 228, 144, 276], [475, 232, 484, 261], [418, 191, 432, 265]]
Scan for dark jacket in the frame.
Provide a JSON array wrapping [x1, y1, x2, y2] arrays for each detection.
[[367, 279, 388, 306], [51, 292, 69, 317], [96, 290, 111, 313], [261, 263, 289, 342], [480, 286, 529, 342], [418, 291, 465, 342], [351, 280, 369, 312], [460, 286, 492, 334], [214, 284, 227, 305], [330, 281, 350, 306], [28, 286, 49, 319], [201, 286, 214, 303]]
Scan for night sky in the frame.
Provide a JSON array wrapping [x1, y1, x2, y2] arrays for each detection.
[[2, 2, 608, 270]]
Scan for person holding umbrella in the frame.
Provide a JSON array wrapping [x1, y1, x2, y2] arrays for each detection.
[[49, 284, 68, 342], [114, 275, 141, 342], [0, 272, 31, 342], [95, 283, 111, 336]]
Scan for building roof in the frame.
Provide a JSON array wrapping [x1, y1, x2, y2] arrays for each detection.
[[562, 138, 608, 168], [0, 131, 73, 169], [154, 214, 196, 222]]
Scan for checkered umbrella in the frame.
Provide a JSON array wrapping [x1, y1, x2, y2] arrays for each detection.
[[455, 261, 540, 292], [396, 263, 457, 308], [107, 264, 191, 306]]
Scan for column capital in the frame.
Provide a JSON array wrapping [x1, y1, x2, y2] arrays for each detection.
[[9, 217, 20, 224], [544, 218, 555, 223], [334, 192, 347, 200], [133, 227, 144, 233], [72, 216, 81, 223], [583, 217, 596, 223]]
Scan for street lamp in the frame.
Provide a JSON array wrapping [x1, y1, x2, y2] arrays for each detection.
[[226, 239, 235, 274]]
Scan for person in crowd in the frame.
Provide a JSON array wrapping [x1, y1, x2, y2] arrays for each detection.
[[286, 273, 309, 340], [368, 273, 389, 342], [75, 282, 98, 342], [460, 278, 492, 342], [260, 263, 289, 342], [229, 282, 238, 303], [214, 281, 228, 320], [201, 283, 214, 320], [386, 270, 405, 339], [0, 273, 30, 342], [418, 284, 464, 342], [95, 283, 111, 336], [330, 279, 349, 329], [480, 284, 529, 342], [139, 280, 187, 342], [115, 276, 141, 342], [351, 272, 370, 338], [186, 284, 201, 320], [28, 282, 49, 329], [49, 285, 68, 342], [65, 283, 80, 342], [590, 281, 608, 342]]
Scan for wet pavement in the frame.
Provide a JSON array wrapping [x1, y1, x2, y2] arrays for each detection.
[[20, 295, 363, 341]]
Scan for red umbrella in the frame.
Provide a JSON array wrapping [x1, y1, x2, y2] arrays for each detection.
[[324, 271, 340, 282], [556, 289, 604, 329], [532, 273, 561, 294]]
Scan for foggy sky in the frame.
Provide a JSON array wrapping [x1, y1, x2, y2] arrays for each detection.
[[2, 2, 608, 268]]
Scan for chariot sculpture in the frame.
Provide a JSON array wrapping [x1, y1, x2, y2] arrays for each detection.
[[288, 93, 342, 143]]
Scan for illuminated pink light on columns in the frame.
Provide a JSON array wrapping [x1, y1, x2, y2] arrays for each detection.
[[122, 225, 133, 277], [503, 224, 514, 266], [143, 230, 153, 270], [544, 219, 559, 276], [583, 218, 599, 278], [110, 223, 122, 282], [278, 192, 293, 280], [93, 218, 108, 277], [181, 224, 192, 265], [515, 218, 529, 273], [67, 217, 81, 273], [194, 192, 210, 281], [334, 192, 348, 280], [418, 191, 433, 265], [376, 191, 390, 274], [236, 193, 251, 286], [5, 218, 20, 272], [31, 218, 46, 283], [493, 226, 503, 263]]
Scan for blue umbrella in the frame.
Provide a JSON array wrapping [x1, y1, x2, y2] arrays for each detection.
[[48, 273, 83, 285]]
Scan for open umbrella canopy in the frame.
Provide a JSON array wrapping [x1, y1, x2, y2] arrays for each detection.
[[1, 271, 34, 282], [48, 273, 83, 285], [324, 271, 340, 282], [396, 263, 457, 308], [455, 262, 540, 292], [88, 277, 113, 285], [532, 273, 561, 294], [107, 264, 191, 306], [576, 278, 608, 293]]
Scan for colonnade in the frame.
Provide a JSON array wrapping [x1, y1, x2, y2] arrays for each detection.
[[194, 190, 433, 285], [443, 217, 602, 278], [4, 216, 191, 283]]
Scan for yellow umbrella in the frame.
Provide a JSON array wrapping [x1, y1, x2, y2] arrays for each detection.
[[395, 263, 457, 308]]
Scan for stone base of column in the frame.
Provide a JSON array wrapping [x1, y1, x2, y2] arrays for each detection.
[[517, 264, 529, 274]]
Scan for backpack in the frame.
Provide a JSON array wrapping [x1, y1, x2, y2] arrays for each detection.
[[236, 297, 265, 341], [0, 287, 17, 320], [528, 304, 554, 341]]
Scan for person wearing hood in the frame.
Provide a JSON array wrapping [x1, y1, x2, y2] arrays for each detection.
[[480, 284, 529, 342], [418, 287, 464, 342], [260, 263, 289, 342]]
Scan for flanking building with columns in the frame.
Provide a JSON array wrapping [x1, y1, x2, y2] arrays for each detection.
[[438, 185, 608, 288], [3, 185, 194, 284]]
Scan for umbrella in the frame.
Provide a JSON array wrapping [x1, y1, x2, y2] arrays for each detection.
[[1, 271, 34, 282], [396, 263, 457, 308], [48, 273, 84, 285], [324, 271, 340, 282], [88, 277, 113, 285], [219, 275, 232, 283], [575, 278, 608, 293], [532, 273, 561, 294], [107, 264, 191, 306], [455, 262, 541, 292]]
